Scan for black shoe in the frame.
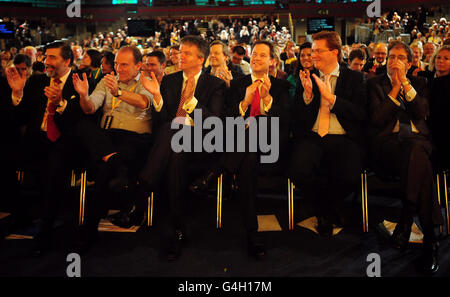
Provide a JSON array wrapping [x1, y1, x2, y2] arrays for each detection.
[[317, 216, 333, 238], [391, 222, 411, 251], [189, 171, 218, 194], [167, 230, 186, 261], [109, 207, 144, 229], [420, 240, 439, 274], [248, 240, 266, 260]]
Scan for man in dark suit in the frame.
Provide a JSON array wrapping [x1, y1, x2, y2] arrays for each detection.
[[204, 40, 244, 89], [220, 40, 290, 259], [189, 40, 244, 195], [288, 31, 367, 237], [138, 35, 226, 260], [362, 42, 388, 78], [367, 41, 443, 274], [6, 41, 89, 256]]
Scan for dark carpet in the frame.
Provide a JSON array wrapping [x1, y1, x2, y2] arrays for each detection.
[[1, 175, 449, 280]]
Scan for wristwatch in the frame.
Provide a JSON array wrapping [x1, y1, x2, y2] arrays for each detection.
[[116, 87, 122, 97], [401, 80, 410, 87]]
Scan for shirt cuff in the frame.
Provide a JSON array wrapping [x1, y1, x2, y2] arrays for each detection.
[[405, 86, 417, 102], [239, 101, 248, 117], [153, 97, 163, 112], [55, 99, 68, 114], [11, 92, 23, 106], [183, 96, 198, 114], [388, 94, 401, 107], [303, 92, 313, 105], [262, 95, 273, 114]]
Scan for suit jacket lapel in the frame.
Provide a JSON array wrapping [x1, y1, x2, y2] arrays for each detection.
[[62, 71, 75, 100], [171, 71, 184, 115], [380, 74, 393, 100], [334, 68, 345, 98], [194, 72, 207, 104]]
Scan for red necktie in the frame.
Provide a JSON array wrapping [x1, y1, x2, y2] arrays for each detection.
[[249, 80, 261, 117], [46, 78, 62, 142]]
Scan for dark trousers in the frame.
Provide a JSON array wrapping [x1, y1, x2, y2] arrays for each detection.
[[139, 122, 216, 233], [288, 132, 363, 223], [376, 134, 444, 234], [220, 124, 287, 238], [20, 132, 87, 234], [81, 125, 152, 233], [221, 151, 261, 236]]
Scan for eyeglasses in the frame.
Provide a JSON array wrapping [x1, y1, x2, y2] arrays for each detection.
[[311, 48, 331, 55], [388, 55, 408, 61]]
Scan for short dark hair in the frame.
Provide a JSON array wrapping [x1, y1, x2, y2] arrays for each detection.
[[388, 40, 413, 62], [252, 40, 275, 59], [102, 51, 115, 69], [299, 42, 312, 52], [13, 53, 32, 67], [118, 45, 142, 65], [180, 35, 208, 59], [349, 48, 366, 62], [232, 45, 246, 56], [85, 49, 102, 68], [312, 30, 343, 63], [45, 41, 74, 65], [147, 50, 166, 65]]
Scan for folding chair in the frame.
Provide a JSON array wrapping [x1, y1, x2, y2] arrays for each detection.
[[436, 170, 450, 235], [74, 170, 155, 227]]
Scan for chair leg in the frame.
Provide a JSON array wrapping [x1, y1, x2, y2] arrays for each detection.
[[71, 170, 76, 187], [78, 170, 86, 226], [444, 171, 449, 235], [147, 192, 153, 227], [16, 170, 24, 185], [437, 173, 444, 234], [361, 170, 368, 233], [216, 174, 223, 229], [288, 179, 294, 230]]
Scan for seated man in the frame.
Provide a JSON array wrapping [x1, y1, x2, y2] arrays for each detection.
[[72, 45, 153, 249], [221, 40, 290, 259], [367, 41, 443, 274], [5, 42, 94, 256], [362, 42, 388, 77], [142, 50, 166, 85], [288, 31, 367, 237], [137, 35, 226, 261], [191, 40, 290, 259], [204, 40, 244, 88], [348, 48, 367, 73]]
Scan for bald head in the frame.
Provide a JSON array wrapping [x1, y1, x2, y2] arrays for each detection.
[[374, 43, 388, 64]]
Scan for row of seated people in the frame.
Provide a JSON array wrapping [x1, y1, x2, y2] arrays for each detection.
[[1, 32, 449, 276]]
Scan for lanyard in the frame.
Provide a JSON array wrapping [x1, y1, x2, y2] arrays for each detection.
[[111, 82, 138, 111], [94, 68, 101, 80]]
